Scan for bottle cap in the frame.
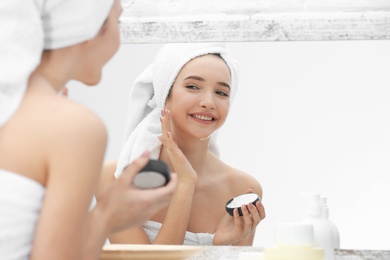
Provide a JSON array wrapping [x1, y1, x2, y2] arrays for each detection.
[[300, 192, 321, 218], [318, 197, 328, 218]]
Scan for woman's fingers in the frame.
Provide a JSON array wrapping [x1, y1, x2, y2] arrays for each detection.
[[163, 109, 170, 123], [159, 109, 175, 150], [160, 109, 167, 133], [60, 87, 68, 97], [159, 108, 197, 184], [247, 203, 261, 232], [246, 201, 266, 234], [235, 200, 266, 236], [233, 208, 241, 226], [256, 201, 266, 220], [136, 173, 178, 210], [160, 109, 171, 134], [119, 151, 150, 185], [240, 205, 253, 237]]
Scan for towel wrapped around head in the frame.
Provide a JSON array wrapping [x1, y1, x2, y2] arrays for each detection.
[[0, 0, 43, 127], [0, 0, 114, 127], [42, 0, 114, 50], [114, 43, 239, 178]]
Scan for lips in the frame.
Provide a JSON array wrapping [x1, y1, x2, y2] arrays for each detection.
[[191, 114, 215, 121]]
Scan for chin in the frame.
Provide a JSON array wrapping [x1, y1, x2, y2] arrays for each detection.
[[82, 75, 101, 86]]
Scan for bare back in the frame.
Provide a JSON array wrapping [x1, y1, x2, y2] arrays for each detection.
[[0, 74, 108, 258]]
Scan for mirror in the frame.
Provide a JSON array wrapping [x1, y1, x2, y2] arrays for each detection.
[[69, 41, 389, 250], [68, 1, 390, 250]]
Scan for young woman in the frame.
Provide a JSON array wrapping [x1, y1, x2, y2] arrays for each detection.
[[101, 43, 266, 246], [0, 1, 176, 259]]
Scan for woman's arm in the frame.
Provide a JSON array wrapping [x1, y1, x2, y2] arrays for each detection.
[[152, 109, 198, 244], [96, 159, 117, 197], [31, 103, 107, 260], [85, 151, 177, 257], [31, 102, 177, 259], [109, 109, 198, 245]]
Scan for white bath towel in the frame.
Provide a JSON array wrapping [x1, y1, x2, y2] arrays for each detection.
[[0, 0, 114, 127], [114, 43, 239, 178], [143, 220, 214, 246], [0, 169, 46, 259], [42, 0, 114, 50], [0, 0, 44, 127]]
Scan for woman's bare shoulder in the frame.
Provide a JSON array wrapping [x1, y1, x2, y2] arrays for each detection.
[[27, 89, 107, 140], [218, 159, 263, 198], [42, 95, 108, 157], [20, 78, 103, 129], [1, 85, 107, 184]]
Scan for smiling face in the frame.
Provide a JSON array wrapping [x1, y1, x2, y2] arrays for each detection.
[[165, 54, 232, 141]]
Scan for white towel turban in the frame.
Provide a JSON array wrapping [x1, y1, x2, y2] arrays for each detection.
[[115, 43, 239, 178], [0, 0, 43, 127], [42, 0, 114, 50], [0, 0, 114, 127]]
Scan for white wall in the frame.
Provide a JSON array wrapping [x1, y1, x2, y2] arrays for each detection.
[[68, 40, 390, 250]]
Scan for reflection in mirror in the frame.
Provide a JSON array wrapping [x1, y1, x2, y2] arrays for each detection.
[[69, 40, 390, 250]]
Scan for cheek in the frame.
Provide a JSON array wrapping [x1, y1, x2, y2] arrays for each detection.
[[166, 92, 189, 110], [164, 98, 187, 122], [108, 30, 120, 57], [218, 99, 230, 113], [217, 101, 230, 122], [101, 23, 120, 60], [112, 25, 121, 49]]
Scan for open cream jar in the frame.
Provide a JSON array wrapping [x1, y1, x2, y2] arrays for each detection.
[[133, 159, 171, 189], [225, 193, 261, 216]]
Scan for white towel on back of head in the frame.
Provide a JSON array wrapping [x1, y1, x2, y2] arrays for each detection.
[[42, 0, 114, 50], [0, 0, 44, 127], [0, 0, 114, 127], [115, 43, 239, 178]]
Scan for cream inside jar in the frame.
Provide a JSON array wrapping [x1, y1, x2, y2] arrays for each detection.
[[226, 193, 260, 216]]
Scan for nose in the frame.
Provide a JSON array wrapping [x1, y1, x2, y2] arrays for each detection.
[[198, 92, 216, 110]]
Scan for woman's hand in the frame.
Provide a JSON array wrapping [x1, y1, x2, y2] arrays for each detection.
[[95, 151, 177, 234], [60, 86, 68, 97], [213, 188, 266, 245], [159, 109, 198, 185]]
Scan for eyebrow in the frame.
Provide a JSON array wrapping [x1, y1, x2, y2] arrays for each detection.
[[184, 75, 230, 89]]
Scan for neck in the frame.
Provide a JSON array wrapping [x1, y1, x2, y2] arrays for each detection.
[[160, 135, 211, 176], [33, 48, 78, 93]]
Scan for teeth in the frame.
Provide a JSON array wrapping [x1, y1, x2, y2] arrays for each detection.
[[193, 114, 213, 121]]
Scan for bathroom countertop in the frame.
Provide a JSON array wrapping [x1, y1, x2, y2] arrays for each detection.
[[188, 246, 390, 259], [335, 249, 390, 260]]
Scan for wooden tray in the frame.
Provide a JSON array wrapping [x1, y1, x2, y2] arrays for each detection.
[[100, 244, 204, 260]]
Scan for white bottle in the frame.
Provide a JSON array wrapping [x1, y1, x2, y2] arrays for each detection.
[[302, 193, 338, 260], [263, 223, 324, 260], [318, 197, 340, 249]]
